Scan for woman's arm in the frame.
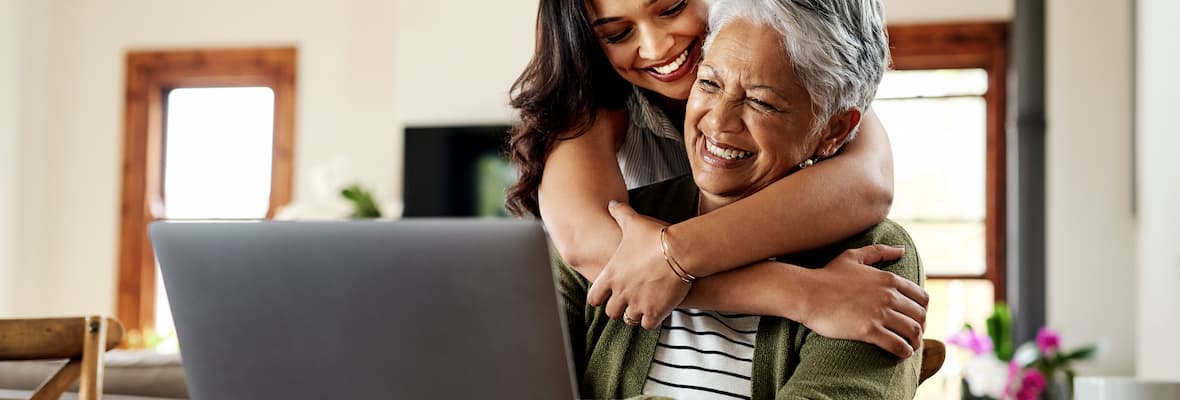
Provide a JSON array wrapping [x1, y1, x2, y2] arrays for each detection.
[[537, 108, 629, 281], [682, 245, 925, 359], [587, 111, 925, 352], [588, 110, 893, 301], [544, 109, 926, 356], [673, 109, 894, 277]]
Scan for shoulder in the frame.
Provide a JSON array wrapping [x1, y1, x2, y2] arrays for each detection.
[[593, 107, 628, 127], [587, 107, 629, 149], [857, 220, 914, 247], [848, 219, 923, 285]]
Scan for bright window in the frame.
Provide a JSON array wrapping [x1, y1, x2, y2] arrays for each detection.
[[877, 69, 988, 276], [151, 87, 278, 352], [877, 22, 1009, 400], [163, 87, 276, 220], [118, 48, 296, 351]]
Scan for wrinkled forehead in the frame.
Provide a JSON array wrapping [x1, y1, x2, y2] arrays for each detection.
[[701, 19, 795, 82]]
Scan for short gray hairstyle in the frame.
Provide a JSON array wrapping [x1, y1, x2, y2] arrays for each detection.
[[704, 0, 890, 139]]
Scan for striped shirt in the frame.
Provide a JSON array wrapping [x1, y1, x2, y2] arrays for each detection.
[[642, 309, 761, 400], [617, 86, 692, 189]]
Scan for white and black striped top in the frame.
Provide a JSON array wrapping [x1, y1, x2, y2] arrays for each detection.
[[642, 309, 761, 400], [617, 86, 692, 189]]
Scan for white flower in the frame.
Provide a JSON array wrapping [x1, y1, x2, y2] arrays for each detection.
[[963, 353, 1010, 398]]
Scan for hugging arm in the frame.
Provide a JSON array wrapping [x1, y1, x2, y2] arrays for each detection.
[[537, 108, 630, 281], [775, 234, 924, 399], [540, 110, 926, 357], [589, 112, 928, 356], [670, 109, 895, 277]]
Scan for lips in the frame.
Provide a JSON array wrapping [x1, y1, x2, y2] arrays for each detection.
[[705, 140, 753, 160], [643, 39, 700, 83], [699, 136, 754, 168]]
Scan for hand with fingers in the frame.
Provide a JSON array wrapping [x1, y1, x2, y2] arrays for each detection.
[[794, 244, 929, 359], [587, 201, 690, 330]]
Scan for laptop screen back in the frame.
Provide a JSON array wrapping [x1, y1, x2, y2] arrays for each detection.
[[150, 220, 576, 400]]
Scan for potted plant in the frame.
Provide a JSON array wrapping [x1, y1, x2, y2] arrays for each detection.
[[949, 303, 1100, 400]]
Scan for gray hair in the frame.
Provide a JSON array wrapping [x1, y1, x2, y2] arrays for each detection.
[[704, 0, 890, 139]]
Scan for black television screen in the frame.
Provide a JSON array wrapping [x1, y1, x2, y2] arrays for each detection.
[[402, 125, 515, 217]]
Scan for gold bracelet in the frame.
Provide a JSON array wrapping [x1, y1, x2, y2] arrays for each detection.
[[659, 226, 695, 284]]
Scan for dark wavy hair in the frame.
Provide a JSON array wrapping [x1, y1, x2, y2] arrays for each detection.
[[505, 0, 631, 217]]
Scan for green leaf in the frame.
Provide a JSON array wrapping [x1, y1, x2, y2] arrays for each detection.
[[340, 183, 382, 219], [987, 302, 1014, 360], [1061, 345, 1099, 362]]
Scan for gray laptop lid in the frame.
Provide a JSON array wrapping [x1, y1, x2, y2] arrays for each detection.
[[150, 220, 576, 400]]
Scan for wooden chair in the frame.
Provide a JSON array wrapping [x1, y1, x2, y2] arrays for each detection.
[[0, 316, 125, 400], [919, 338, 946, 385]]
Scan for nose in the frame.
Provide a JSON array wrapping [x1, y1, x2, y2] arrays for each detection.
[[637, 25, 674, 62], [701, 98, 743, 137]]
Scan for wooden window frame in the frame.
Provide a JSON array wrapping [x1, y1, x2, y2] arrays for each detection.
[[117, 47, 297, 345], [886, 22, 1009, 300]]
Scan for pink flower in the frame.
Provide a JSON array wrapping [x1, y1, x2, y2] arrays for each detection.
[[1036, 327, 1061, 355], [1014, 369, 1046, 400], [948, 328, 994, 356], [1002, 359, 1021, 398]]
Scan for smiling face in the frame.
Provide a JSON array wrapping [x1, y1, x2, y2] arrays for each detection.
[[685, 18, 856, 211], [585, 0, 708, 102]]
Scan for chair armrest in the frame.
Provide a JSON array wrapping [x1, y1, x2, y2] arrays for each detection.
[[0, 317, 125, 360]]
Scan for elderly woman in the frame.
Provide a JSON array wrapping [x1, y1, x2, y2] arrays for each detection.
[[556, 0, 922, 398]]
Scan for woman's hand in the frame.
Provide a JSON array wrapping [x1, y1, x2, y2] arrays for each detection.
[[795, 244, 929, 358], [587, 201, 690, 329]]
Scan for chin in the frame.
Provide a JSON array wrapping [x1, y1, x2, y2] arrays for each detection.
[[693, 176, 742, 200]]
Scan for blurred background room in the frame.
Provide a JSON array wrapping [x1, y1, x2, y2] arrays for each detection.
[[1, 0, 1176, 399]]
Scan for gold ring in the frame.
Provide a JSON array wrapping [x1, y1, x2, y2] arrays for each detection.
[[623, 310, 640, 325]]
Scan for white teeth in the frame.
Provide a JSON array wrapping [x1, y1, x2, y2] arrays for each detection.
[[652, 48, 690, 75], [706, 141, 753, 160]]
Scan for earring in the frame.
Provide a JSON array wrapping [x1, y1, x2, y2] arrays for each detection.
[[797, 158, 815, 169]]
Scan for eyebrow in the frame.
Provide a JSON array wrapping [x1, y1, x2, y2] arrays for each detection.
[[749, 84, 792, 104], [591, 0, 661, 26], [592, 17, 620, 26]]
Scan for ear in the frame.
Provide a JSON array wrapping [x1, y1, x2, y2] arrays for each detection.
[[817, 108, 861, 158]]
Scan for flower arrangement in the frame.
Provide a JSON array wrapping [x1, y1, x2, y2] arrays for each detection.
[[948, 303, 1100, 400]]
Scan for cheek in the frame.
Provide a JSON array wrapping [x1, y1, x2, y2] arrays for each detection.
[[683, 2, 708, 36], [685, 96, 708, 130], [752, 121, 806, 166], [601, 46, 633, 73]]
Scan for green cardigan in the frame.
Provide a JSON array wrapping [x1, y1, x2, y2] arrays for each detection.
[[555, 175, 925, 399]]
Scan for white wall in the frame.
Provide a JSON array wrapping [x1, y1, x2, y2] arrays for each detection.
[[885, 0, 1012, 23], [0, 0, 23, 315], [1046, 0, 1137, 376], [1136, 0, 1180, 380], [0, 0, 51, 317], [29, 0, 398, 316], [389, 0, 537, 201]]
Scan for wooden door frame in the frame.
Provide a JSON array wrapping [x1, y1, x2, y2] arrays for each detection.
[[887, 22, 1009, 301], [117, 47, 296, 345]]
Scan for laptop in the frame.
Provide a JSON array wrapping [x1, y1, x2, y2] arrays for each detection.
[[150, 219, 577, 399]]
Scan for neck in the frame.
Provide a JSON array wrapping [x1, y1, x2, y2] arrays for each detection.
[[646, 90, 688, 128], [696, 191, 736, 215]]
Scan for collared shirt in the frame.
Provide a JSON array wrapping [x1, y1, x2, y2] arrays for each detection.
[[617, 86, 692, 189]]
